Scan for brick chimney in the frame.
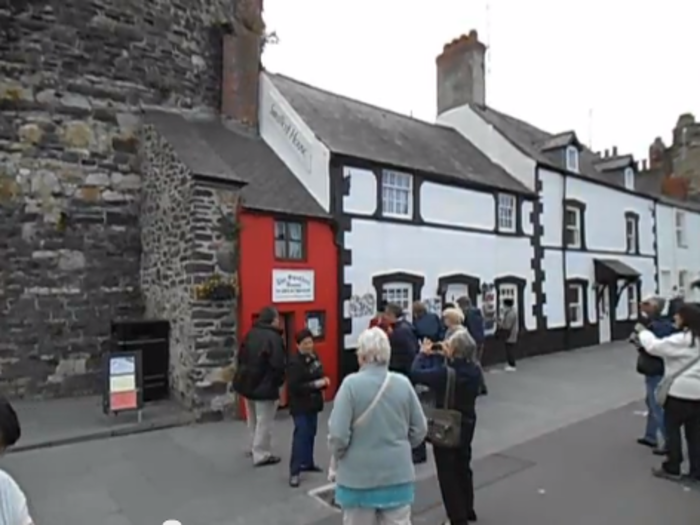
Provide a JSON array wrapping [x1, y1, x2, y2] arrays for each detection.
[[436, 30, 486, 115], [221, 0, 264, 128]]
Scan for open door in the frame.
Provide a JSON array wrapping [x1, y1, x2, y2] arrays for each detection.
[[277, 312, 295, 409]]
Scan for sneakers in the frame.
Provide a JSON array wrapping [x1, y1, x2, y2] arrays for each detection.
[[289, 475, 300, 487], [254, 455, 281, 467], [652, 466, 682, 481], [504, 365, 517, 372]]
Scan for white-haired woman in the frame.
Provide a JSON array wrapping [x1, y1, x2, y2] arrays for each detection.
[[412, 329, 482, 524], [442, 307, 466, 340], [328, 327, 428, 525]]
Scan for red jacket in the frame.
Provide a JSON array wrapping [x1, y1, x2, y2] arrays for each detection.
[[369, 317, 391, 333]]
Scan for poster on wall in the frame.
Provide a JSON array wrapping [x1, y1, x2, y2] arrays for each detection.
[[102, 351, 143, 415], [272, 269, 315, 303], [481, 284, 497, 336]]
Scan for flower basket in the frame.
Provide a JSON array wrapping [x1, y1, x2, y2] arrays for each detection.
[[195, 274, 238, 301]]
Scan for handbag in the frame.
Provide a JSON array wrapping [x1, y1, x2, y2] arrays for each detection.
[[328, 372, 393, 481], [655, 352, 700, 405], [425, 366, 462, 448]]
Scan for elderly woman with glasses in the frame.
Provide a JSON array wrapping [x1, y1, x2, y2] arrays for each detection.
[[328, 327, 428, 525], [412, 326, 482, 524]]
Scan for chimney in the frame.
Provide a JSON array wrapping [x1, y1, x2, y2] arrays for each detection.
[[612, 146, 618, 156], [221, 0, 264, 128], [436, 30, 486, 115], [604, 149, 609, 158]]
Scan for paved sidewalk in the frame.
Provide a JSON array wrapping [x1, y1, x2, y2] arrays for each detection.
[[3, 341, 648, 525]]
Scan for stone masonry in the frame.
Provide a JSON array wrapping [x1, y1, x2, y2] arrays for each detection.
[[139, 123, 240, 415], [0, 0, 240, 399]]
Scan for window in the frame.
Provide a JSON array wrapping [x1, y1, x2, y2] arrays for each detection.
[[564, 206, 581, 248], [382, 283, 412, 320], [497, 194, 516, 232], [381, 170, 412, 218], [678, 270, 689, 294], [567, 283, 584, 327], [274, 220, 305, 260], [675, 210, 687, 247], [660, 270, 672, 297], [627, 285, 638, 319], [497, 283, 518, 315], [625, 215, 637, 253], [624, 167, 635, 190], [566, 145, 579, 173]]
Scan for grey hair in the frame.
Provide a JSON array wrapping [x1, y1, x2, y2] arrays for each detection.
[[356, 327, 391, 365], [442, 307, 465, 325], [447, 328, 476, 360], [642, 294, 666, 312]]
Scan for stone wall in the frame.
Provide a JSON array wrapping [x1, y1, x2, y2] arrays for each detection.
[[0, 0, 238, 397], [140, 124, 240, 416]]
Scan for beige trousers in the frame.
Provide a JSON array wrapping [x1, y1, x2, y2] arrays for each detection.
[[342, 506, 412, 525], [244, 399, 278, 464]]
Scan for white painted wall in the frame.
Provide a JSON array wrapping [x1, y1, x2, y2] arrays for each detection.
[[539, 169, 564, 247], [258, 73, 332, 211], [342, 219, 535, 348], [656, 203, 700, 302], [437, 105, 537, 191], [420, 182, 494, 230]]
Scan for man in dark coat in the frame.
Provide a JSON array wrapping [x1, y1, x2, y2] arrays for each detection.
[[233, 306, 287, 466], [412, 301, 444, 342], [383, 302, 426, 463]]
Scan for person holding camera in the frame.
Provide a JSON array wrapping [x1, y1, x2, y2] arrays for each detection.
[[411, 328, 482, 523]]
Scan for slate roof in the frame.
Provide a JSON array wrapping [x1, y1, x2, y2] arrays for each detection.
[[594, 155, 634, 172], [268, 74, 533, 196], [143, 111, 329, 219]]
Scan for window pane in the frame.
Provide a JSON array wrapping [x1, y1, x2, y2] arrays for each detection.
[[274, 240, 287, 258], [274, 222, 286, 240], [565, 209, 577, 226], [287, 241, 303, 259], [287, 222, 302, 241], [396, 191, 409, 215]]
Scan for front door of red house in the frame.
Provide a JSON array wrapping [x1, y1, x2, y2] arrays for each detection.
[[278, 312, 295, 409]]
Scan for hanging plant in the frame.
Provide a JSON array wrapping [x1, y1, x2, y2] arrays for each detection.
[[195, 274, 239, 301]]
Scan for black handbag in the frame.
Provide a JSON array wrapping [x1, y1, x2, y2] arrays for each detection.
[[425, 366, 462, 448]]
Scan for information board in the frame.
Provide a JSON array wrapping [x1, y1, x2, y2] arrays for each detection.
[[102, 351, 143, 415]]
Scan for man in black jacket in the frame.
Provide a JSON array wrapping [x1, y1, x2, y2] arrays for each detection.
[[233, 306, 287, 466], [384, 302, 426, 463]]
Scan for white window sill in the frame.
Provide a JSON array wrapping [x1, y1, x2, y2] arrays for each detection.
[[569, 320, 584, 328], [382, 212, 412, 220]]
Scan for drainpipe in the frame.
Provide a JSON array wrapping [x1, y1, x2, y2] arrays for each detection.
[[561, 169, 570, 349]]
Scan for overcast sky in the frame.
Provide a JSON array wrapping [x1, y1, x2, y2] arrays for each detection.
[[263, 0, 698, 161]]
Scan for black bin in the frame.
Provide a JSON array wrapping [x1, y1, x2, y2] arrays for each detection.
[[111, 320, 170, 403]]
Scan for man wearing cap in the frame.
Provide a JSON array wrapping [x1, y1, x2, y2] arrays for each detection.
[[0, 395, 34, 525], [632, 295, 677, 455]]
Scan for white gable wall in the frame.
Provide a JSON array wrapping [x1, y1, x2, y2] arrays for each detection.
[[437, 105, 537, 191], [657, 203, 700, 302], [258, 73, 332, 211]]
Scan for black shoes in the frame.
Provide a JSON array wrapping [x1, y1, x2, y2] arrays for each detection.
[[637, 437, 657, 448], [304, 464, 324, 473], [468, 510, 478, 522]]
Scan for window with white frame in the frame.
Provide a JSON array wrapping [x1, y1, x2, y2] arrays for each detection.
[[566, 145, 580, 173], [567, 283, 584, 327], [627, 285, 638, 319], [497, 193, 516, 232], [564, 206, 581, 248], [382, 283, 412, 320], [625, 216, 637, 253], [497, 283, 518, 315], [624, 167, 635, 190], [678, 270, 689, 295], [660, 270, 672, 297], [675, 210, 687, 247], [381, 170, 413, 218]]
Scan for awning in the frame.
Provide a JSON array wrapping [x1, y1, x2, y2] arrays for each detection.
[[594, 259, 640, 284]]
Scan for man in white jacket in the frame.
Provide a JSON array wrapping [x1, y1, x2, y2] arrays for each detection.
[[637, 302, 700, 482]]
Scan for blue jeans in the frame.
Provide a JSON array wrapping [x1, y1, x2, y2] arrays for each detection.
[[290, 413, 318, 475], [644, 375, 666, 445]]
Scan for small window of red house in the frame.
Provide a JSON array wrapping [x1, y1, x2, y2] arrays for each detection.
[[274, 220, 306, 261]]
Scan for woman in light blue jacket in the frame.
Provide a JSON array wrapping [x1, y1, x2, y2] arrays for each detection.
[[328, 327, 428, 525]]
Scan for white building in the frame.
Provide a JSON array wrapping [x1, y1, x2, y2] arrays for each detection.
[[436, 31, 664, 350], [261, 72, 541, 373]]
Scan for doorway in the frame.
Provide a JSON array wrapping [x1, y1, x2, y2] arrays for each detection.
[[597, 286, 612, 344], [278, 312, 295, 408]]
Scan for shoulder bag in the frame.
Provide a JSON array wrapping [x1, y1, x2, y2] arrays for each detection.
[[328, 372, 393, 481], [425, 366, 462, 448], [655, 351, 700, 405]]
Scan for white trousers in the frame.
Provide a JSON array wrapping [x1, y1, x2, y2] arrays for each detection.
[[342, 506, 412, 525], [244, 399, 278, 464]]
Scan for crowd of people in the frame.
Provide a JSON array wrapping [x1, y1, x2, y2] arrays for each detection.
[[233, 297, 520, 524], [631, 294, 700, 483]]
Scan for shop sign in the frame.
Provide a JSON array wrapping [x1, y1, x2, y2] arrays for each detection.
[[272, 269, 315, 303]]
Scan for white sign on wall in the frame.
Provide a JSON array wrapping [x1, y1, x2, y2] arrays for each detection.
[[269, 103, 312, 171], [272, 269, 315, 303]]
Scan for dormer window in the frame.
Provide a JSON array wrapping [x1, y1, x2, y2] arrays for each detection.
[[624, 167, 635, 190], [566, 145, 579, 173]]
